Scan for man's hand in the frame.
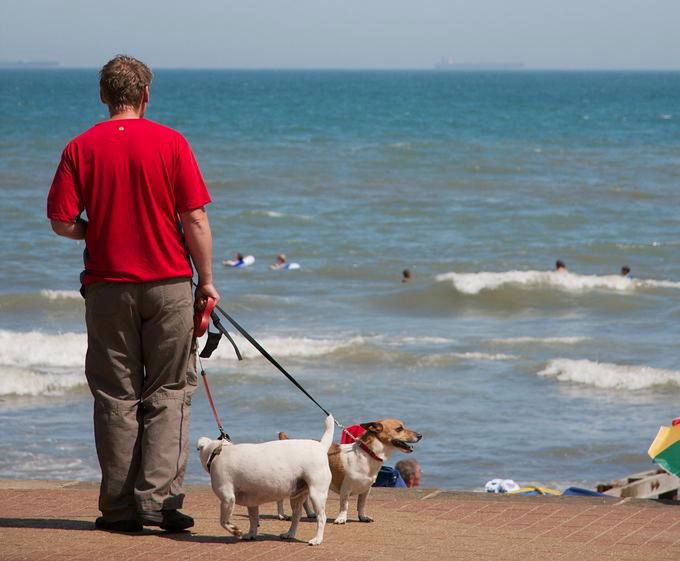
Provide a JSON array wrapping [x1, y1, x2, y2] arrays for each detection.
[[194, 282, 220, 311]]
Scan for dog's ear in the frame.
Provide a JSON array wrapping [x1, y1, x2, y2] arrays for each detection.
[[360, 421, 383, 433]]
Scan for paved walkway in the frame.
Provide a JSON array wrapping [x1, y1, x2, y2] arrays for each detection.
[[1, 479, 680, 560]]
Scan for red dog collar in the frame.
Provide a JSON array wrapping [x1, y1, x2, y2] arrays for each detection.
[[358, 441, 384, 463]]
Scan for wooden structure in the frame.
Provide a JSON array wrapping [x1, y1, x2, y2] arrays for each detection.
[[597, 469, 680, 499]]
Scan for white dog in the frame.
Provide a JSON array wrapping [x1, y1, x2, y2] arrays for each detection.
[[197, 415, 334, 545]]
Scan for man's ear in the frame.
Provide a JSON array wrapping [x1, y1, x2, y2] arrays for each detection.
[[360, 421, 383, 433], [99, 87, 107, 105], [142, 85, 149, 104]]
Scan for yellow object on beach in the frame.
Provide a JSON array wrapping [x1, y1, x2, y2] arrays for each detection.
[[507, 486, 561, 496], [648, 422, 680, 478]]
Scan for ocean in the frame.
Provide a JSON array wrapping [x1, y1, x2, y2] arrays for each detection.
[[1, 69, 679, 492]]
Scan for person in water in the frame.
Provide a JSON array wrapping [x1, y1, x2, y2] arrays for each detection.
[[223, 252, 245, 266], [621, 265, 632, 278], [555, 260, 567, 273], [402, 269, 412, 282], [270, 254, 287, 270]]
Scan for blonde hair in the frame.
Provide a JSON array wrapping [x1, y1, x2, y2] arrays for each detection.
[[99, 55, 153, 113]]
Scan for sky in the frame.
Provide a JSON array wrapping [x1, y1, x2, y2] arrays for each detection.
[[1, 0, 679, 70]]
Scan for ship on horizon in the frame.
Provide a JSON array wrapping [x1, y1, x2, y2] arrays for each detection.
[[435, 57, 524, 71]]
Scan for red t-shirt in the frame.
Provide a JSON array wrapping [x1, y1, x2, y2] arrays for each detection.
[[47, 118, 211, 285]]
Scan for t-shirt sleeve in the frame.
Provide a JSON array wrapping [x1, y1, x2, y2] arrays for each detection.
[[47, 147, 83, 222], [175, 137, 211, 213]]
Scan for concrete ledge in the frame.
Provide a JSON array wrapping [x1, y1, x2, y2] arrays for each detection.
[[0, 479, 83, 490], [2, 480, 680, 560]]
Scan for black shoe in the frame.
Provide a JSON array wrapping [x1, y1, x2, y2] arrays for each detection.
[[95, 517, 143, 532], [138, 509, 194, 532]]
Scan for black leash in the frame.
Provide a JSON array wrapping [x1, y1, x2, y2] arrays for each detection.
[[192, 281, 331, 418], [212, 300, 331, 417]]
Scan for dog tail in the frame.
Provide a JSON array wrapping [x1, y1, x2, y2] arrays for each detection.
[[320, 414, 335, 452]]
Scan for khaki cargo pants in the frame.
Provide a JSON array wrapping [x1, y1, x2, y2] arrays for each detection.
[[84, 278, 196, 521]]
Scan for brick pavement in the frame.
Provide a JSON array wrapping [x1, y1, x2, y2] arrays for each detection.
[[1, 480, 680, 561]]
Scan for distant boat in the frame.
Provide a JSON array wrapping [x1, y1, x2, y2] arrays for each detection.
[[435, 58, 523, 71]]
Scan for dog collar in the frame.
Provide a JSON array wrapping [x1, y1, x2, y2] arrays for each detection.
[[207, 440, 224, 472], [358, 441, 384, 463]]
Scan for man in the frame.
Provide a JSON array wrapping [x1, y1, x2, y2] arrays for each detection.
[[395, 459, 421, 488], [47, 55, 219, 533]]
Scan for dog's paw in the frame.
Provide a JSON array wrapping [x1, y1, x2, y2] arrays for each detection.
[[308, 537, 323, 546], [333, 516, 347, 525], [358, 514, 374, 523], [305, 513, 317, 520], [280, 532, 295, 540], [277, 514, 290, 521], [225, 524, 242, 537], [242, 532, 257, 541]]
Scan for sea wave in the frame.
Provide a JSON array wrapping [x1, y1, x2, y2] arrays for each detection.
[[0, 329, 368, 396], [39, 289, 82, 300], [0, 330, 87, 368], [0, 290, 84, 313], [0, 366, 85, 396], [489, 337, 589, 345], [0, 329, 366, 370], [537, 359, 680, 390], [451, 352, 518, 361], [435, 270, 680, 295]]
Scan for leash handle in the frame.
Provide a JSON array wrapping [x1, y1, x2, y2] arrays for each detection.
[[194, 296, 216, 337]]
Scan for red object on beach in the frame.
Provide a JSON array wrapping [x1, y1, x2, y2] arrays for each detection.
[[194, 296, 216, 337], [672, 418, 680, 426]]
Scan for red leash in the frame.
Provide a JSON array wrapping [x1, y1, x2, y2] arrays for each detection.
[[200, 367, 230, 441]]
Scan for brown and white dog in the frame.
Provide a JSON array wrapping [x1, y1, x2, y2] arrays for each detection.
[[277, 419, 422, 524], [330, 419, 421, 524]]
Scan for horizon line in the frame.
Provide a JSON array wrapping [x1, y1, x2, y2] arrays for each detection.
[[3, 64, 680, 72]]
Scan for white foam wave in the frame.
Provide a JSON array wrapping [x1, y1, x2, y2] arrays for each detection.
[[538, 359, 680, 390], [0, 366, 85, 396], [0, 330, 87, 368], [489, 337, 589, 345], [39, 289, 82, 300], [435, 270, 643, 295], [416, 351, 517, 367], [213, 334, 365, 361], [0, 329, 366, 368], [397, 336, 455, 345], [452, 352, 518, 361], [640, 279, 680, 289]]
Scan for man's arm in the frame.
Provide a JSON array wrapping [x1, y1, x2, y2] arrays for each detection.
[[180, 206, 220, 305], [50, 218, 87, 240]]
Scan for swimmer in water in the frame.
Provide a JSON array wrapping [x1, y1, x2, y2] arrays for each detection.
[[555, 260, 567, 273], [270, 254, 287, 270]]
